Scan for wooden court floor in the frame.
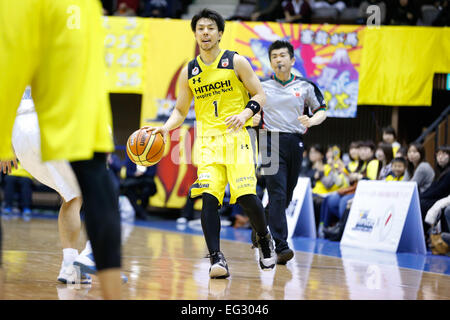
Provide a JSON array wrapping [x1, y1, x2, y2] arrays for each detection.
[[1, 217, 449, 300]]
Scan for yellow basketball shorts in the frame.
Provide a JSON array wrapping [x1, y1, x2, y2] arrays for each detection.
[[190, 128, 258, 205], [0, 0, 114, 162]]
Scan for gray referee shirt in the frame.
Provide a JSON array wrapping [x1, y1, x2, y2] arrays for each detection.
[[261, 74, 326, 134]]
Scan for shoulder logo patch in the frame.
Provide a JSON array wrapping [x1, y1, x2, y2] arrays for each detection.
[[221, 58, 229, 68]]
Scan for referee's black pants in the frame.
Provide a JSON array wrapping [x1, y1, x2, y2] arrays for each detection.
[[262, 132, 304, 253]]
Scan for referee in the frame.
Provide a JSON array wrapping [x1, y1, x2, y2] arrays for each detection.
[[259, 40, 327, 264]]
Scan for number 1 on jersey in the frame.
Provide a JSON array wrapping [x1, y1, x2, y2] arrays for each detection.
[[213, 100, 218, 117]]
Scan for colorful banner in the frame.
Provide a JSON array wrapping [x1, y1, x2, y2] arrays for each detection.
[[230, 22, 365, 118], [103, 16, 147, 93]]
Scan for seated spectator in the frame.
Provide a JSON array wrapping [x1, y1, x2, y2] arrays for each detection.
[[432, 0, 450, 26], [1, 162, 33, 220], [425, 194, 450, 255], [318, 140, 380, 237], [389, 0, 418, 25], [251, 0, 283, 21], [404, 142, 435, 194], [114, 1, 138, 16], [282, 0, 312, 23], [342, 141, 362, 175], [141, 0, 169, 18], [395, 145, 408, 160], [376, 142, 394, 180], [420, 146, 450, 234], [385, 157, 407, 181], [381, 125, 401, 157], [121, 156, 157, 220], [310, 0, 347, 12], [358, 0, 387, 25]]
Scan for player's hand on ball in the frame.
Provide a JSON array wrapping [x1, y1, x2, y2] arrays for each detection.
[[143, 126, 169, 143], [0, 158, 18, 174], [298, 115, 311, 128]]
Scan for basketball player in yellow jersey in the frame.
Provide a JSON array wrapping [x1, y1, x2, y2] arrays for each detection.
[[0, 0, 121, 299], [145, 8, 276, 278]]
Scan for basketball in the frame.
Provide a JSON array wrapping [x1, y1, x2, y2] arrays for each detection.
[[126, 128, 165, 166]]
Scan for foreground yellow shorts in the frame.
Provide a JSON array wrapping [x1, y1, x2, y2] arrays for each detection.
[[0, 0, 114, 162], [190, 129, 258, 205]]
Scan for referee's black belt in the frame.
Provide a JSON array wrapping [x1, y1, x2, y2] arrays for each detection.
[[266, 131, 303, 139]]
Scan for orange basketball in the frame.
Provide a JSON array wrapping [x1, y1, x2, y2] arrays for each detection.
[[126, 128, 165, 166]]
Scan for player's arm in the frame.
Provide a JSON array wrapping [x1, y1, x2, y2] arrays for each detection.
[[144, 66, 192, 142], [225, 54, 266, 132]]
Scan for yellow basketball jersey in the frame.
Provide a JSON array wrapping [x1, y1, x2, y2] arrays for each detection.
[[187, 50, 252, 136]]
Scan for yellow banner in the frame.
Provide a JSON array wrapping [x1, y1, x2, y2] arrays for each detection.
[[357, 27, 450, 106], [103, 16, 147, 93]]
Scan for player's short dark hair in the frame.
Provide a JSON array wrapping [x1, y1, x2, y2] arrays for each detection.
[[268, 40, 294, 61], [191, 8, 225, 33]]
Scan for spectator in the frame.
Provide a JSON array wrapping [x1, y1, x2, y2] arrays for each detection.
[[121, 156, 157, 220], [358, 0, 387, 25], [114, 1, 138, 16], [141, 0, 169, 18], [420, 146, 450, 234], [375, 142, 394, 180], [318, 140, 380, 237], [389, 0, 418, 25], [309, 144, 349, 228], [404, 142, 435, 194], [251, 0, 283, 21], [432, 0, 450, 26], [425, 195, 450, 255], [282, 0, 312, 23], [1, 162, 33, 220], [385, 157, 407, 181], [381, 125, 401, 157], [342, 141, 362, 175], [101, 0, 116, 15], [310, 0, 347, 12], [395, 145, 408, 160]]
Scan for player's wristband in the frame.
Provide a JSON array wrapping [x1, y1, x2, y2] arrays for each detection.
[[245, 100, 261, 116]]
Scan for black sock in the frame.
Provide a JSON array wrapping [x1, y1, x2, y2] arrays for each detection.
[[201, 193, 221, 254], [70, 153, 121, 271], [237, 194, 268, 237]]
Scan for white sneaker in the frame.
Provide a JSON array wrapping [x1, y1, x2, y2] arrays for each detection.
[[57, 263, 92, 285], [73, 251, 128, 284]]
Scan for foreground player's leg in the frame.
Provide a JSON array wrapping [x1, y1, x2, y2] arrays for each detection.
[[201, 193, 230, 279], [237, 194, 276, 269], [70, 153, 122, 299], [56, 197, 92, 284]]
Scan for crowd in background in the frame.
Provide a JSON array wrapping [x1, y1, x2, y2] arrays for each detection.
[[100, 0, 450, 26]]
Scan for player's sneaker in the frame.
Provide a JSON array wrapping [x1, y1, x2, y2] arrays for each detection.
[[73, 252, 128, 284], [276, 248, 294, 265], [207, 251, 230, 279], [255, 232, 276, 270], [57, 263, 92, 285], [73, 252, 97, 275]]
